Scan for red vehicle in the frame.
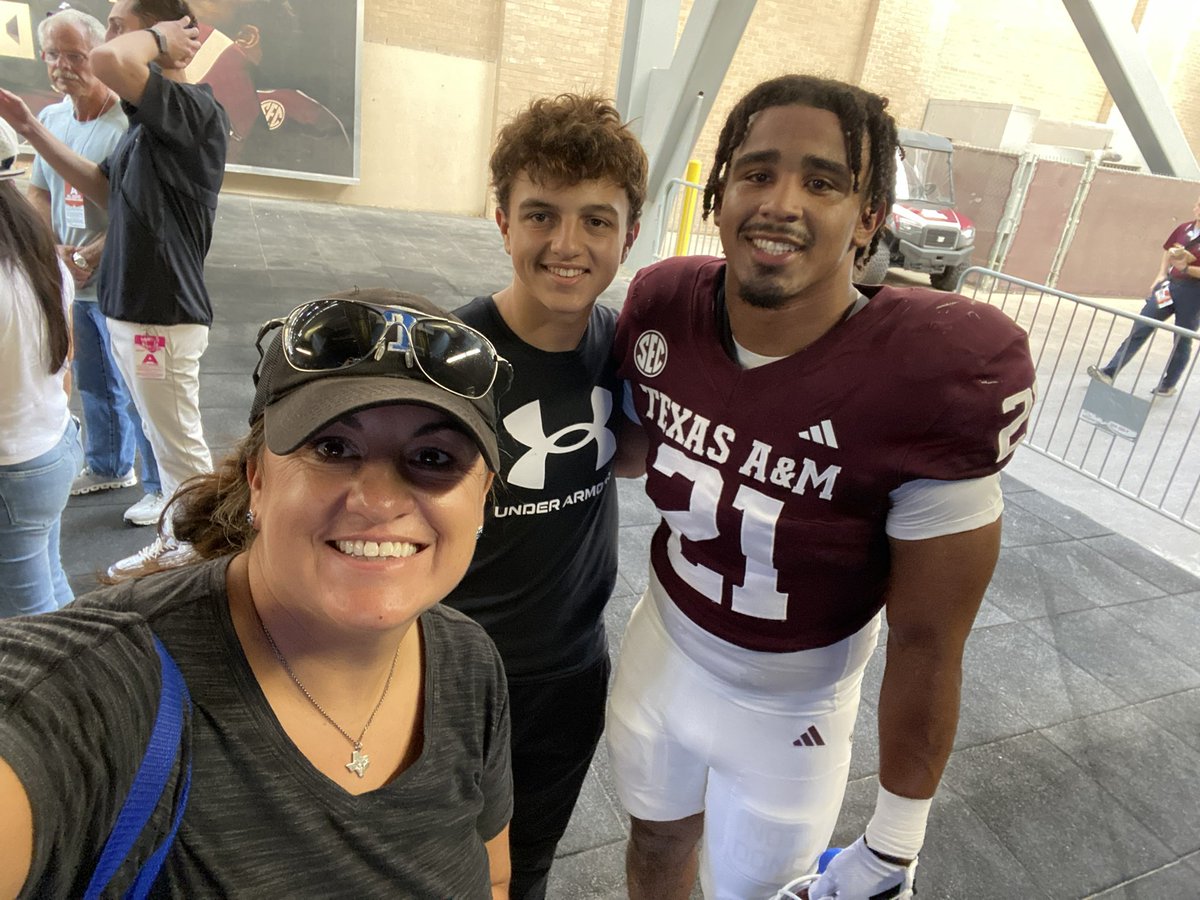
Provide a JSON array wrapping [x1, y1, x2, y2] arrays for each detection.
[[859, 128, 975, 291]]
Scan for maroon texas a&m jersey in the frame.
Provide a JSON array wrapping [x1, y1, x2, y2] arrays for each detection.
[[614, 255, 1035, 652]]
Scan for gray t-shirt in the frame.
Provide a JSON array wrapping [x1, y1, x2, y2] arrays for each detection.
[[29, 97, 127, 302], [0, 557, 512, 898]]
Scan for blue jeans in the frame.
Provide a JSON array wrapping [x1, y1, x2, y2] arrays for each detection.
[[73, 300, 160, 491], [1103, 277, 1200, 389], [0, 417, 85, 617]]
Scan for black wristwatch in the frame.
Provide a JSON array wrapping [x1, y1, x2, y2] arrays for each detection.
[[145, 26, 168, 55]]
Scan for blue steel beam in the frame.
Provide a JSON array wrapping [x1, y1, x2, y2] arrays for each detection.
[[1062, 0, 1200, 178], [618, 0, 757, 268]]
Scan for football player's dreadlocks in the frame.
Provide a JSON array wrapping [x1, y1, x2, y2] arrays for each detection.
[[703, 74, 900, 263]]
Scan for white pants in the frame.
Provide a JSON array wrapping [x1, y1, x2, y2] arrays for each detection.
[[106, 319, 213, 514], [607, 589, 879, 900]]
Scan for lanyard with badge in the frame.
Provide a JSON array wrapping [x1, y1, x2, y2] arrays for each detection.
[[62, 97, 116, 230]]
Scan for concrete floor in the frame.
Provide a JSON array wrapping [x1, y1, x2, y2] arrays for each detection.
[[62, 194, 1200, 899]]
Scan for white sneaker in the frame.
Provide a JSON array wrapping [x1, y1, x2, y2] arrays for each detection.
[[71, 466, 137, 496], [123, 491, 167, 527], [106, 536, 193, 580]]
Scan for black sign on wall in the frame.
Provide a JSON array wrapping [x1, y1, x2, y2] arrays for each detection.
[[0, 0, 361, 182]]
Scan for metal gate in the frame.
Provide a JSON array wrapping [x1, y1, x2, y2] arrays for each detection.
[[958, 266, 1200, 532], [655, 177, 722, 260]]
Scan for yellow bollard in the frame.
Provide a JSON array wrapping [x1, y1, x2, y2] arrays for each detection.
[[673, 159, 703, 257]]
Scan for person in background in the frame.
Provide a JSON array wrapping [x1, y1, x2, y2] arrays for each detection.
[[1088, 195, 1200, 398], [0, 119, 84, 617], [0, 289, 513, 897], [609, 74, 1036, 900], [0, 0, 229, 577], [29, 7, 164, 527], [447, 93, 646, 900]]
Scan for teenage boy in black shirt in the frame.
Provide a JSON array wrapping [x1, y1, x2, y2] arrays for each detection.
[[448, 94, 646, 900]]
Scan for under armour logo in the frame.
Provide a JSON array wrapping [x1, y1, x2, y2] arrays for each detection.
[[634, 330, 668, 378], [504, 387, 616, 489], [793, 725, 825, 747]]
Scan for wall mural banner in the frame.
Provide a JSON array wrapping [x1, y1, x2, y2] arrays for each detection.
[[0, 0, 361, 182]]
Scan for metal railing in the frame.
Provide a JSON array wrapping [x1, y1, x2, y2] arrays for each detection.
[[655, 177, 723, 260], [958, 267, 1200, 532]]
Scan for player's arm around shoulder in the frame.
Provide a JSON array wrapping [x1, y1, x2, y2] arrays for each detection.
[[0, 755, 33, 896], [613, 414, 649, 478]]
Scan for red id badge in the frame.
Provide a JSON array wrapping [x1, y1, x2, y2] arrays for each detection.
[[134, 333, 168, 380]]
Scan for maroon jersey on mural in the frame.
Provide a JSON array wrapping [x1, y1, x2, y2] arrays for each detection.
[[614, 255, 1036, 653]]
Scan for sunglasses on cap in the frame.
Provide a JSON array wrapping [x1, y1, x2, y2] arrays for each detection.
[[256, 297, 512, 400]]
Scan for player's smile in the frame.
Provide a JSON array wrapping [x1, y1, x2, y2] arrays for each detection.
[[716, 104, 878, 312], [741, 227, 810, 265]]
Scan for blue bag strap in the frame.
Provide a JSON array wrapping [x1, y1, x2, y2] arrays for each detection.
[[126, 749, 191, 900], [83, 635, 191, 900]]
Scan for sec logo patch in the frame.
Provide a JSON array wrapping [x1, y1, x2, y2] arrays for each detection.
[[260, 99, 287, 131], [634, 330, 668, 378]]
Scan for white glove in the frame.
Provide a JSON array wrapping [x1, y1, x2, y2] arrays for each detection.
[[806, 836, 916, 899]]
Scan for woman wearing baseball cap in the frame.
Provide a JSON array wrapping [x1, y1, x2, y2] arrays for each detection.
[[0, 287, 516, 897]]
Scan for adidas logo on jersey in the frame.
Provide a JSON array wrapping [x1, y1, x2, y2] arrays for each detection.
[[792, 725, 825, 747], [797, 420, 838, 449]]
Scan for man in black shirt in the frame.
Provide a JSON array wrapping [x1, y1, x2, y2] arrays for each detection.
[[446, 94, 646, 900], [0, 1, 229, 578]]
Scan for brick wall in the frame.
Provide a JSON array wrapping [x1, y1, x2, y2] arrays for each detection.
[[1168, 24, 1200, 151], [236, 0, 1199, 214], [861, 0, 1121, 130], [366, 0, 501, 60], [493, 0, 627, 124], [676, 0, 875, 186]]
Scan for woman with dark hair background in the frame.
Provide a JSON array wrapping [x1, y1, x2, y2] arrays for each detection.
[[0, 118, 83, 617]]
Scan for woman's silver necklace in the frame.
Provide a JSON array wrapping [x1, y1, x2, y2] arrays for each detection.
[[252, 603, 399, 778]]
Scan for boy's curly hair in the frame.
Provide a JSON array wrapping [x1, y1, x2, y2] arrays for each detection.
[[490, 94, 648, 226], [704, 74, 900, 263]]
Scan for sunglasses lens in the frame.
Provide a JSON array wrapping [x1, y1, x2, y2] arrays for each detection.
[[410, 319, 496, 398], [286, 300, 388, 371]]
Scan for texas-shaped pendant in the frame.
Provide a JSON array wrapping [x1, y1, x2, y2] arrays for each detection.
[[346, 744, 370, 778]]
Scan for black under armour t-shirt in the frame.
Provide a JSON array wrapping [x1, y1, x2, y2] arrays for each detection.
[[446, 296, 623, 680]]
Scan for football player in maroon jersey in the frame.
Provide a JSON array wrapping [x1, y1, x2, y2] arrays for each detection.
[[608, 74, 1035, 900]]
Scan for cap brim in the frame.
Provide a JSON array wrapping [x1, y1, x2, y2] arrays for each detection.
[[263, 375, 501, 471], [0, 167, 28, 181]]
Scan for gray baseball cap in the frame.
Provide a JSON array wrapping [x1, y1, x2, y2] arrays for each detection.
[[250, 291, 503, 472]]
